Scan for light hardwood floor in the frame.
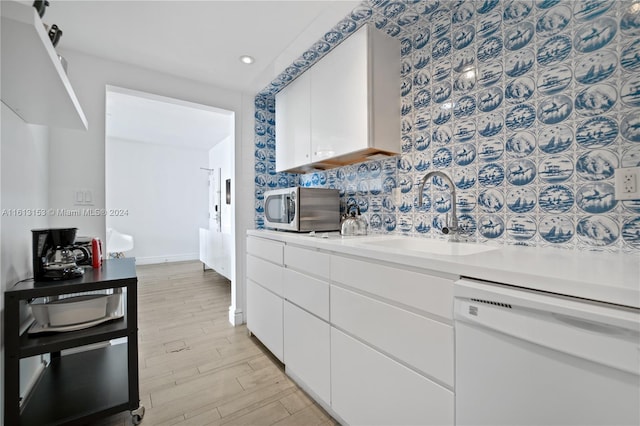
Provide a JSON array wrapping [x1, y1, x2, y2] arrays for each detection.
[[94, 260, 336, 426]]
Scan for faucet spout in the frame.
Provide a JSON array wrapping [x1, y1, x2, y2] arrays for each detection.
[[417, 171, 459, 237]]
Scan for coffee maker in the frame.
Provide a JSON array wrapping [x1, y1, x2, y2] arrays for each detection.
[[32, 228, 88, 281]]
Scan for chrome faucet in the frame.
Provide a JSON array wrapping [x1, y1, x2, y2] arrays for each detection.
[[417, 171, 459, 240]]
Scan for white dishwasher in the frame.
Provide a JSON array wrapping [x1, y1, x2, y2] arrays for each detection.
[[454, 278, 640, 426]]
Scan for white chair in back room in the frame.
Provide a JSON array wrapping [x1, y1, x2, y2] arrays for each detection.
[[107, 228, 134, 258]]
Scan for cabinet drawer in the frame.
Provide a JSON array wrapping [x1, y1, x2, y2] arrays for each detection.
[[331, 285, 453, 387], [283, 269, 329, 321], [331, 327, 453, 426], [331, 255, 455, 320], [246, 255, 284, 297], [284, 245, 330, 280], [247, 279, 283, 362], [247, 236, 284, 265], [284, 301, 330, 405]]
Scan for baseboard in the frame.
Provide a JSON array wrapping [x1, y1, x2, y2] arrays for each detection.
[[134, 253, 199, 265], [228, 306, 244, 326]]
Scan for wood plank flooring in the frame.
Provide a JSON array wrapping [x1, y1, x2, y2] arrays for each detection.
[[92, 260, 336, 426]]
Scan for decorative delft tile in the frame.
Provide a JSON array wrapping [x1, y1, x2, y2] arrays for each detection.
[[539, 215, 574, 244], [350, 5, 373, 22], [479, 214, 505, 239], [576, 215, 619, 247], [477, 10, 502, 38], [252, 0, 640, 252], [506, 187, 536, 213]]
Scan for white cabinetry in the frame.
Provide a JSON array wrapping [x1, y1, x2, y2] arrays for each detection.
[[245, 234, 457, 425], [1, 1, 87, 129], [331, 328, 454, 426], [246, 236, 284, 361], [282, 245, 331, 405], [275, 24, 400, 173], [275, 72, 311, 172], [331, 255, 454, 321], [330, 255, 457, 425], [247, 280, 283, 360], [331, 285, 454, 386], [309, 27, 368, 163], [284, 302, 330, 404], [199, 229, 232, 280]]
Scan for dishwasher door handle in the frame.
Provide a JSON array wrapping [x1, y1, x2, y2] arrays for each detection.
[[551, 312, 636, 337], [455, 278, 640, 331], [454, 297, 640, 376]]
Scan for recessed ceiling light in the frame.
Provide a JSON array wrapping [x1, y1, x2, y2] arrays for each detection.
[[240, 55, 255, 64]]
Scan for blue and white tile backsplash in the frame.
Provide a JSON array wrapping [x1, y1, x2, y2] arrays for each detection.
[[254, 0, 640, 253]]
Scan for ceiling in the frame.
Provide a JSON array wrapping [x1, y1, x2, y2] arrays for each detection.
[[43, 0, 359, 150], [44, 0, 360, 94], [105, 89, 234, 150]]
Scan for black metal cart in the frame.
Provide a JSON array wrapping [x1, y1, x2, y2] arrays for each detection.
[[4, 258, 144, 425]]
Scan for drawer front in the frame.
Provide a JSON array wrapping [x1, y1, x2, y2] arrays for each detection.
[[331, 285, 454, 387], [247, 236, 284, 265], [283, 269, 329, 321], [284, 301, 330, 405], [284, 245, 330, 280], [331, 327, 454, 426], [331, 255, 455, 320], [247, 279, 283, 362], [246, 255, 284, 297]]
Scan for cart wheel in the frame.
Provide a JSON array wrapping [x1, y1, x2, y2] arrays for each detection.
[[131, 405, 145, 425]]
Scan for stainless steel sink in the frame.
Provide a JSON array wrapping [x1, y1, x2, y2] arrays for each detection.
[[357, 237, 498, 256]]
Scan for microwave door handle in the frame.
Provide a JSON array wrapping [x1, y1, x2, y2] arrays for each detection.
[[282, 197, 288, 221], [288, 196, 295, 222]]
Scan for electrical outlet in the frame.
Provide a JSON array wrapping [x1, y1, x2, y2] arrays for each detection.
[[623, 173, 637, 193], [614, 166, 640, 200]]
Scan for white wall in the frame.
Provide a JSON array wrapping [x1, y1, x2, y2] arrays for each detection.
[[106, 136, 209, 264], [1, 103, 51, 417], [200, 135, 234, 279], [46, 49, 245, 240], [209, 136, 234, 234], [233, 95, 256, 325], [45, 49, 254, 324]]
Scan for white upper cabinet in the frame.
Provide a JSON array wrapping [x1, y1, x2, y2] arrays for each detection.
[[275, 24, 400, 173], [275, 71, 311, 172], [1, 1, 88, 130], [310, 28, 368, 164]]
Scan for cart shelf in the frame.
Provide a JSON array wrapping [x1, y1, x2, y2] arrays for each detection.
[[4, 258, 142, 425]]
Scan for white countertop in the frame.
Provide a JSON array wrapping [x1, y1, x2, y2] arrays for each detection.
[[247, 229, 640, 310]]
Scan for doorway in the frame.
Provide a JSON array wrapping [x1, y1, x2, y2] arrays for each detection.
[[104, 85, 235, 273]]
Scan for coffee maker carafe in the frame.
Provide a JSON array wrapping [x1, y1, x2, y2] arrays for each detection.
[[32, 228, 88, 281]]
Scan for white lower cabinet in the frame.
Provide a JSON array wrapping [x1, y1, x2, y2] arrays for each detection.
[[331, 327, 454, 426], [246, 236, 285, 362], [246, 279, 283, 361], [246, 234, 456, 425], [282, 245, 331, 405], [331, 285, 454, 387], [283, 301, 330, 405]]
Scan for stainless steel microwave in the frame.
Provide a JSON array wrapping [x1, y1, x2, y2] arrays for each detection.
[[263, 187, 340, 232]]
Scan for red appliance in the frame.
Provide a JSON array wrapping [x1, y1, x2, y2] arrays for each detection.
[[91, 238, 103, 268]]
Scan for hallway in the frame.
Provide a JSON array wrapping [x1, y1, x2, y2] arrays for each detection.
[[95, 261, 335, 425]]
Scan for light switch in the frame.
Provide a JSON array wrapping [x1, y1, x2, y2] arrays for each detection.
[[75, 190, 84, 203]]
